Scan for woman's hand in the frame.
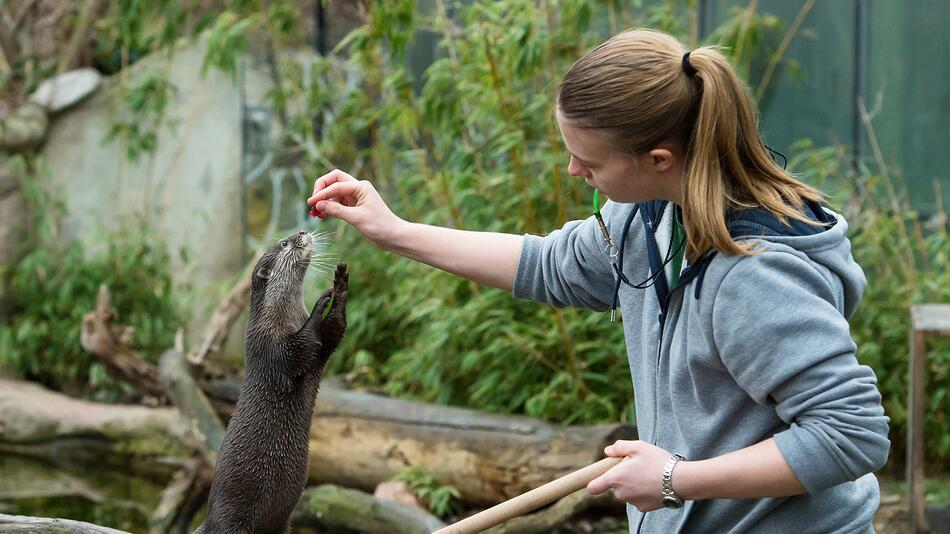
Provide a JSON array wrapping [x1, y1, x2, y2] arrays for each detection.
[[587, 440, 678, 512], [307, 169, 407, 249]]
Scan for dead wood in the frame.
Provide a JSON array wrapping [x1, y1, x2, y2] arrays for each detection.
[[79, 284, 165, 400]]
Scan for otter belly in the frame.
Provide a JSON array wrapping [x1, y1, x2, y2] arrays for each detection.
[[201, 377, 320, 533]]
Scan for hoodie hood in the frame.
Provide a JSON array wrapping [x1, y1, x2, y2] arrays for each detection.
[[752, 209, 866, 319]]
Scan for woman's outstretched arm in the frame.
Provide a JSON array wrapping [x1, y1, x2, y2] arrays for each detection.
[[308, 169, 523, 291]]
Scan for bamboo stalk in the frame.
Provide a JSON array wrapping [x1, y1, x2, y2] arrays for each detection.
[[754, 0, 816, 102]]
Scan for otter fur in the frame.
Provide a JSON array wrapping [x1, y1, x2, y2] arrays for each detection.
[[195, 230, 348, 534]]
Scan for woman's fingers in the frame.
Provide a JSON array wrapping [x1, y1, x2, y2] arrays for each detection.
[[308, 180, 363, 206], [587, 467, 616, 495], [313, 200, 356, 222], [309, 169, 358, 204], [605, 440, 641, 457]]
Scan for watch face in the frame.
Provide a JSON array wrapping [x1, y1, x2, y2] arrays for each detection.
[[662, 496, 684, 509]]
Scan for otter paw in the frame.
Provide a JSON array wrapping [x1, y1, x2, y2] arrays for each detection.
[[317, 263, 348, 357], [332, 263, 349, 311]]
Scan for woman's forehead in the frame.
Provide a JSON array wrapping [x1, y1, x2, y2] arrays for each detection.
[[555, 110, 612, 162]]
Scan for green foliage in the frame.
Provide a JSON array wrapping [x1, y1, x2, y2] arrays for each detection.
[[297, 0, 638, 424], [393, 465, 462, 519], [94, 0, 219, 74], [0, 156, 186, 400], [104, 71, 178, 161], [203, 10, 261, 79]]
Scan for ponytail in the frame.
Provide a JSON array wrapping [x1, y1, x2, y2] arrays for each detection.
[[557, 28, 824, 261], [681, 47, 823, 260]]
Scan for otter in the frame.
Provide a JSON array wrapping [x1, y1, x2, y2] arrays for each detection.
[[195, 230, 348, 534]]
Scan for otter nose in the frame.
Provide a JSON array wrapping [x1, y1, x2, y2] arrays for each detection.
[[292, 230, 308, 248]]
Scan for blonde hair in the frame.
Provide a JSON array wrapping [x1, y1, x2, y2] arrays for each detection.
[[556, 28, 824, 261]]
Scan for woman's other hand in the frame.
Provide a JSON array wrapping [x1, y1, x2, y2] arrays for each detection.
[[587, 440, 677, 512]]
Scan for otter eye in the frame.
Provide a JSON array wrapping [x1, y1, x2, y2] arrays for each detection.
[[281, 240, 289, 248], [258, 268, 272, 279]]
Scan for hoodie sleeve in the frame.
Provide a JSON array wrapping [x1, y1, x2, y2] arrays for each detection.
[[711, 250, 890, 494], [512, 202, 624, 311]]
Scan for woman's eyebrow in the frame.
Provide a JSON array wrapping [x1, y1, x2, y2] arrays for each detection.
[[569, 152, 596, 166]]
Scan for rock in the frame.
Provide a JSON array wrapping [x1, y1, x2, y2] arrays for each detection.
[[0, 101, 48, 151], [29, 68, 102, 113]]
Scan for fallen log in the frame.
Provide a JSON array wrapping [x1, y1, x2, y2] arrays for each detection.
[[1, 374, 635, 508], [290, 484, 446, 534], [0, 378, 191, 475], [207, 376, 636, 506], [147, 459, 212, 534], [305, 378, 637, 506], [0, 514, 130, 533], [151, 335, 221, 534], [207, 377, 637, 505]]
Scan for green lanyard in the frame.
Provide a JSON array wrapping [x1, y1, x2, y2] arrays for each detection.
[[593, 190, 617, 260]]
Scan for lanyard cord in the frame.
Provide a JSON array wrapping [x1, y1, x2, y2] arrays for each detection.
[[621, 216, 683, 290], [595, 195, 685, 322], [599, 198, 683, 290]]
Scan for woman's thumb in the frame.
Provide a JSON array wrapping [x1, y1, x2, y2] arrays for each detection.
[[315, 200, 353, 221]]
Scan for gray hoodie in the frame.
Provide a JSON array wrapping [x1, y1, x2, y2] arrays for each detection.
[[513, 200, 890, 533]]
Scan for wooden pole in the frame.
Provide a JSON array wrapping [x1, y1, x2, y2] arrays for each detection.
[[907, 326, 927, 534], [433, 457, 622, 534], [906, 304, 950, 533]]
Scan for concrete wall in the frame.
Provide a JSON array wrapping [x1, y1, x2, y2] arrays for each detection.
[[39, 35, 276, 350]]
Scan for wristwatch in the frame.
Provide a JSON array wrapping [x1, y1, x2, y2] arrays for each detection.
[[661, 453, 686, 509]]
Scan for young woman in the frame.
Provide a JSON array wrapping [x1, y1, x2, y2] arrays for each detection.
[[306, 28, 889, 533]]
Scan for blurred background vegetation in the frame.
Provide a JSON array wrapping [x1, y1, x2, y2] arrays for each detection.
[[0, 0, 947, 526]]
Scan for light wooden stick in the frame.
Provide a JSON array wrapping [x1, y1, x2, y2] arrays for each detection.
[[432, 457, 622, 534]]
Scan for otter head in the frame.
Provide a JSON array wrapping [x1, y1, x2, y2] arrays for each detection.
[[248, 230, 314, 332]]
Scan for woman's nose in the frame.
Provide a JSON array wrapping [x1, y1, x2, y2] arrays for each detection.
[[567, 156, 590, 178]]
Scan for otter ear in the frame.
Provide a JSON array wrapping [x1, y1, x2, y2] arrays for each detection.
[[257, 267, 272, 279]]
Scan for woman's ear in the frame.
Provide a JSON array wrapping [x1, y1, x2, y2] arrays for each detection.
[[648, 147, 675, 173]]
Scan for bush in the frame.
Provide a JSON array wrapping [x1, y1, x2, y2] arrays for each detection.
[[0, 156, 187, 400]]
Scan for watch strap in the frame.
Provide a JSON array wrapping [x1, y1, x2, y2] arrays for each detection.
[[662, 453, 685, 507]]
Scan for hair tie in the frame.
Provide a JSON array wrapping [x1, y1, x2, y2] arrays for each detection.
[[682, 52, 698, 77]]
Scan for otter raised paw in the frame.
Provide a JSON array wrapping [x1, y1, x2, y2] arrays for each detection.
[[195, 231, 348, 534]]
